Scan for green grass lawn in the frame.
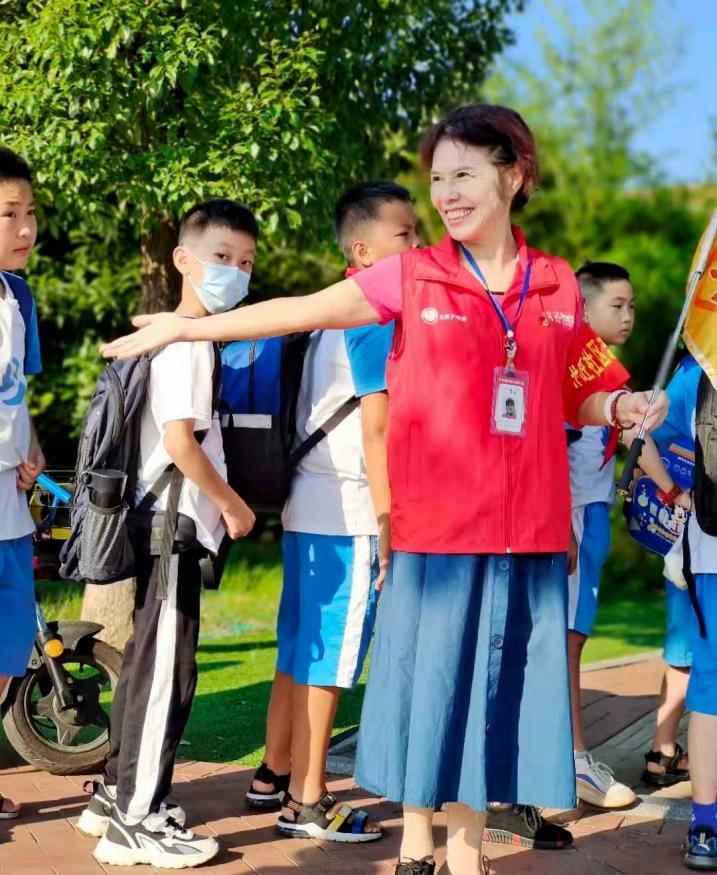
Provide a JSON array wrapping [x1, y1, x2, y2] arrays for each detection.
[[29, 509, 668, 766]]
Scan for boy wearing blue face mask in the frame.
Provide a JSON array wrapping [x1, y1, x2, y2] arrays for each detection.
[[82, 200, 256, 870]]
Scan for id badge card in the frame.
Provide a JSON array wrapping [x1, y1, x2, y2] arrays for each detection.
[[491, 367, 529, 437]]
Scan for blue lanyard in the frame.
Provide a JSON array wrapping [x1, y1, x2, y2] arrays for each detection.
[[459, 243, 532, 365]]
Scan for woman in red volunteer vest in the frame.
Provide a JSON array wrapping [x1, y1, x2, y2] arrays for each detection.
[[103, 104, 667, 875]]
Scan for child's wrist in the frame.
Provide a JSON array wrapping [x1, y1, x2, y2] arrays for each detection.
[[657, 483, 682, 506]]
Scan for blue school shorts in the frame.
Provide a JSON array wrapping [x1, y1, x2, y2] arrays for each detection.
[[686, 573, 717, 716], [276, 532, 379, 688], [568, 502, 612, 636], [664, 578, 696, 668], [0, 535, 36, 676]]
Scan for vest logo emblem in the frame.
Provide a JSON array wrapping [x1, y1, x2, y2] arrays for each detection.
[[421, 306, 467, 325]]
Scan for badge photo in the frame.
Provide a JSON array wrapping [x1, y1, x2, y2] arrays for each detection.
[[492, 368, 529, 437]]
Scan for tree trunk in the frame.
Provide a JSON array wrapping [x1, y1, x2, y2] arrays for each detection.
[[140, 221, 181, 313], [81, 579, 136, 652]]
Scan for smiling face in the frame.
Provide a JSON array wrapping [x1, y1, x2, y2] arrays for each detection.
[[0, 178, 37, 271], [429, 139, 523, 243], [585, 278, 636, 346]]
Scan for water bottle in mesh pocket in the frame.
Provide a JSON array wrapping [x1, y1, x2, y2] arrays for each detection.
[[78, 503, 135, 584]]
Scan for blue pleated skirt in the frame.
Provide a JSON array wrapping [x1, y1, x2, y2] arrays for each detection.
[[355, 551, 576, 812]]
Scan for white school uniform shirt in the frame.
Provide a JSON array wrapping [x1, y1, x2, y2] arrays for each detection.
[[281, 323, 392, 537], [134, 340, 226, 554], [0, 273, 35, 540], [568, 425, 617, 510]]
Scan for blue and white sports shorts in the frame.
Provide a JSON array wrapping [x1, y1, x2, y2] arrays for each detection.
[[276, 532, 380, 688], [568, 502, 612, 637], [0, 535, 36, 676], [664, 578, 696, 669]]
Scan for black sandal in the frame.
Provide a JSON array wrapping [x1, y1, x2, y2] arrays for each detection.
[[245, 762, 290, 810], [642, 744, 690, 787], [396, 857, 435, 875], [276, 791, 382, 843]]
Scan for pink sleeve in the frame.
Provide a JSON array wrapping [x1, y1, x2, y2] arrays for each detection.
[[350, 254, 403, 324]]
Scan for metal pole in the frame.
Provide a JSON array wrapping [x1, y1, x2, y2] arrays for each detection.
[[618, 209, 717, 496]]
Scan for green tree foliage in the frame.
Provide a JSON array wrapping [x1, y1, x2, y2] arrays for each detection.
[[0, 0, 522, 458], [477, 0, 714, 387]]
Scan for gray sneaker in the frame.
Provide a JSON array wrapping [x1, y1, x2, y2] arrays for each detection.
[[93, 805, 219, 868], [77, 780, 186, 837]]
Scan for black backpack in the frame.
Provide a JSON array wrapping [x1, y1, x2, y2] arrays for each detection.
[[220, 333, 359, 513], [694, 371, 717, 536], [60, 347, 221, 597]]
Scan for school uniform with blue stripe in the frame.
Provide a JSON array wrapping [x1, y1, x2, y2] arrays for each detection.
[[278, 324, 392, 688], [653, 356, 717, 715], [0, 271, 42, 677]]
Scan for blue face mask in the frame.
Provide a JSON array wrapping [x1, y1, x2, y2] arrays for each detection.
[[185, 250, 250, 314]]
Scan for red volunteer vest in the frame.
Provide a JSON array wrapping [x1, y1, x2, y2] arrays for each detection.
[[385, 229, 628, 555]]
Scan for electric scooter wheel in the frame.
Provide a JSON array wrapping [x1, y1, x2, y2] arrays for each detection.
[[2, 639, 123, 775]]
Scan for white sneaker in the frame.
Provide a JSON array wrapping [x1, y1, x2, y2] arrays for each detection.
[[77, 780, 186, 837], [575, 752, 636, 809], [94, 805, 219, 868]]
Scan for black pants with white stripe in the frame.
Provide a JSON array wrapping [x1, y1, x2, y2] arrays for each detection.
[[104, 549, 201, 822]]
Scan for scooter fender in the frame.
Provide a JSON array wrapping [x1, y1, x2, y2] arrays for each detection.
[[27, 620, 105, 670]]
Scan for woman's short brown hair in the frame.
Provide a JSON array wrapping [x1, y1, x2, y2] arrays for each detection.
[[420, 103, 539, 210]]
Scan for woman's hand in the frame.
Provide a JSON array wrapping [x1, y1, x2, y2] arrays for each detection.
[[375, 514, 391, 591], [615, 390, 669, 433], [101, 313, 187, 359]]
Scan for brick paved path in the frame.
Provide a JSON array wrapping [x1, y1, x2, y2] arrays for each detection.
[[0, 656, 692, 874]]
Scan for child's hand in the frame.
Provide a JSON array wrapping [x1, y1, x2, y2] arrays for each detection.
[[17, 444, 46, 492], [675, 490, 692, 511], [221, 492, 256, 539], [376, 514, 391, 591], [568, 526, 578, 575]]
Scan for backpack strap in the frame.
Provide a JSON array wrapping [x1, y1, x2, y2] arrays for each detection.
[[3, 271, 42, 374], [146, 343, 222, 600], [682, 523, 707, 639], [289, 396, 361, 468]]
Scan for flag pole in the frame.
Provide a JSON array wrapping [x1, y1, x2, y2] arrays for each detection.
[[618, 209, 717, 497]]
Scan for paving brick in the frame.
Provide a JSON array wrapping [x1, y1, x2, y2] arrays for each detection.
[[0, 657, 693, 875]]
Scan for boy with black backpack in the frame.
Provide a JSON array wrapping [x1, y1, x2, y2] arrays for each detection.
[[0, 148, 45, 822], [244, 181, 419, 842], [77, 200, 256, 869]]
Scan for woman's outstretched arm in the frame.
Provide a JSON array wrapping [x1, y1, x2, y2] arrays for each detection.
[[101, 278, 379, 359]]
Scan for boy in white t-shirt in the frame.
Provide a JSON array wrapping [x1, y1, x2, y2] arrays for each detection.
[[81, 200, 256, 869], [245, 182, 419, 843], [0, 148, 45, 822], [568, 262, 640, 808]]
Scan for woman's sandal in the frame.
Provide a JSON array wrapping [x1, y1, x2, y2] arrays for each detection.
[[245, 762, 290, 811], [642, 744, 690, 787], [396, 857, 436, 875], [276, 791, 382, 843], [0, 794, 20, 820]]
